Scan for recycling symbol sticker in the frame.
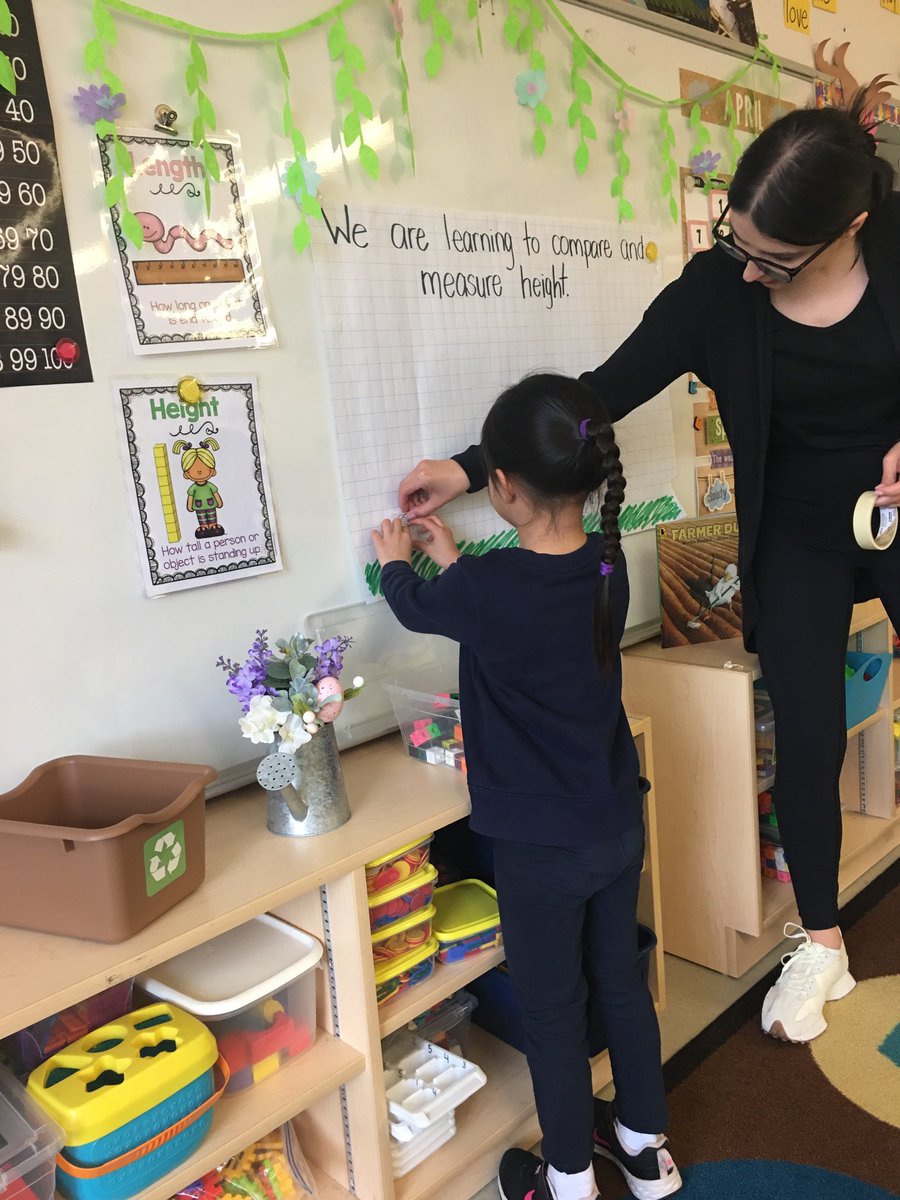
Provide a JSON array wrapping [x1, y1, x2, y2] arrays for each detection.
[[143, 820, 187, 897]]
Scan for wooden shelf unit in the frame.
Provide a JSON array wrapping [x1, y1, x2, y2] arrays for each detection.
[[3, 718, 664, 1200], [622, 600, 899, 977]]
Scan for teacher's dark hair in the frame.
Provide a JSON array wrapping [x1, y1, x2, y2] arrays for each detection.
[[480, 373, 625, 675], [729, 88, 896, 245]]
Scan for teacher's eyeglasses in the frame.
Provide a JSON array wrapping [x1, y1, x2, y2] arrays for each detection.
[[711, 205, 854, 285]]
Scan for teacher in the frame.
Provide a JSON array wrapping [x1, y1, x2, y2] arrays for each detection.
[[397, 91, 900, 1044]]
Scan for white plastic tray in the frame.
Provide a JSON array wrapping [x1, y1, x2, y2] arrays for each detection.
[[383, 1037, 486, 1134], [390, 1111, 456, 1178]]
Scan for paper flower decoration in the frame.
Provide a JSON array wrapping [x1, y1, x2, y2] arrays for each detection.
[[391, 0, 404, 36], [515, 69, 548, 109], [72, 83, 126, 123], [282, 157, 322, 201], [614, 104, 631, 132], [690, 149, 722, 174]]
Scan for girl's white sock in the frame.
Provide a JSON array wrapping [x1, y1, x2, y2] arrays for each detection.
[[615, 1118, 665, 1155], [546, 1162, 599, 1200]]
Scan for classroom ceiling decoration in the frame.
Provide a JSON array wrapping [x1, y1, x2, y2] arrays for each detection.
[[0, 0, 785, 251]]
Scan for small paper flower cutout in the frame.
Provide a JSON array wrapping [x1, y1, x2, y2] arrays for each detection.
[[391, 0, 404, 36], [282, 157, 322, 201], [690, 149, 722, 174], [515, 69, 548, 109], [72, 83, 126, 123], [614, 104, 631, 132]]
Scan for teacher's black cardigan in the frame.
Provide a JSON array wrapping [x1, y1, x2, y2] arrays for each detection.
[[454, 193, 900, 651]]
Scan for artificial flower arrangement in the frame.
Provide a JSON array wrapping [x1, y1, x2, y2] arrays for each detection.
[[217, 629, 364, 751]]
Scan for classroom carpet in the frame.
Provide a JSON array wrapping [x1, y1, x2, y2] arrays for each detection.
[[591, 857, 900, 1200]]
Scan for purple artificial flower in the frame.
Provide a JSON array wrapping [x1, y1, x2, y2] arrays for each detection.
[[313, 635, 353, 682], [72, 83, 126, 123], [217, 629, 276, 712], [689, 149, 722, 175]]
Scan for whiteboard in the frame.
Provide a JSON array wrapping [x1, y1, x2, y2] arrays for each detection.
[[0, 0, 842, 789]]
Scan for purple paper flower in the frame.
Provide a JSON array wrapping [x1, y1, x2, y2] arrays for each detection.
[[72, 83, 126, 124], [313, 635, 353, 682], [690, 149, 722, 175], [515, 69, 548, 110]]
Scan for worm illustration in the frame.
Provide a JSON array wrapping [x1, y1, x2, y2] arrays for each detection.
[[136, 211, 234, 254]]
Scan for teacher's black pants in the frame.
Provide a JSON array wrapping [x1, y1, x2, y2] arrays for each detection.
[[493, 825, 667, 1174], [753, 522, 900, 930]]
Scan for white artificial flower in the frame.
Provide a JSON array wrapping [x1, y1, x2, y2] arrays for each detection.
[[352, 676, 364, 688], [279, 713, 314, 751], [239, 694, 288, 744]]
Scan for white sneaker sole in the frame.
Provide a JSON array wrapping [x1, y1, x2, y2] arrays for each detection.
[[762, 969, 856, 1043], [593, 1146, 683, 1198]]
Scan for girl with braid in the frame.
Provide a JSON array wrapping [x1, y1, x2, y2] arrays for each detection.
[[373, 374, 680, 1200]]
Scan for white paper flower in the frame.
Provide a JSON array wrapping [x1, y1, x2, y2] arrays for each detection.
[[239, 694, 288, 744], [353, 676, 364, 688], [279, 713, 314, 751]]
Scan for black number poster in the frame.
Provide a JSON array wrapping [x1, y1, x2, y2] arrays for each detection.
[[0, 0, 91, 386]]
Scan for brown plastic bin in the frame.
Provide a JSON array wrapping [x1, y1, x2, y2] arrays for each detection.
[[0, 755, 216, 943]]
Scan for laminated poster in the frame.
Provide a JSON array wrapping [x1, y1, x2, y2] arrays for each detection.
[[98, 131, 275, 354], [116, 377, 282, 595]]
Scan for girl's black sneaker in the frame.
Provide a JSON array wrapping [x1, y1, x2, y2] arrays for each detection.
[[497, 1148, 554, 1200], [592, 1099, 682, 1198]]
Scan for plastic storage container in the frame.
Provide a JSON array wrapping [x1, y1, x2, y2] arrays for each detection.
[[371, 905, 436, 966], [368, 863, 439, 932], [2, 983, 134, 1080], [0, 756, 214, 942], [374, 937, 439, 1007], [845, 652, 892, 730], [432, 881, 502, 965], [28, 1003, 224, 1200], [365, 835, 434, 895], [753, 688, 776, 784], [386, 686, 465, 770], [136, 915, 322, 1093], [404, 991, 478, 1057], [0, 1064, 64, 1200]]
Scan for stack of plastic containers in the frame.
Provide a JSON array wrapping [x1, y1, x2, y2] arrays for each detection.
[[366, 836, 440, 1007]]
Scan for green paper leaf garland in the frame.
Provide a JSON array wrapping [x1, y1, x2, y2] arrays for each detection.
[[419, 0, 453, 80], [468, 0, 484, 56], [569, 37, 592, 176], [0, 1, 12, 36], [276, 39, 322, 256], [330, 17, 379, 184], [610, 86, 632, 223], [658, 106, 679, 225], [186, 36, 218, 213], [392, 16, 416, 172]]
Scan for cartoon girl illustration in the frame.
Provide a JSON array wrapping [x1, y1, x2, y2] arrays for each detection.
[[173, 438, 224, 538]]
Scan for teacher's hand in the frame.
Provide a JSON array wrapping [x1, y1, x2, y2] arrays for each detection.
[[875, 441, 900, 507], [398, 458, 469, 518]]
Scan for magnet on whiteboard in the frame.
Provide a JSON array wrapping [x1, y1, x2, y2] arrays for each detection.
[[852, 491, 898, 550], [645, 241, 658, 262], [55, 338, 80, 366], [177, 376, 203, 405]]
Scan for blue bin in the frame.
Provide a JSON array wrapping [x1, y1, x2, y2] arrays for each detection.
[[845, 652, 891, 731], [469, 924, 657, 1057]]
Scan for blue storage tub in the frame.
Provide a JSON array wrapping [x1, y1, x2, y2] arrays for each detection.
[[469, 924, 657, 1056], [845, 652, 892, 730]]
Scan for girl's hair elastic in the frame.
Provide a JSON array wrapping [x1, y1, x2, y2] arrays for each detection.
[[579, 418, 591, 439], [600, 561, 614, 577]]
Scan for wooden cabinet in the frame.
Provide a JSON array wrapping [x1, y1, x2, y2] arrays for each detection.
[[0, 719, 664, 1200], [622, 600, 899, 977]]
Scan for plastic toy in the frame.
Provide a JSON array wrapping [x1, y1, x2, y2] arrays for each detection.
[[216, 1001, 313, 1091]]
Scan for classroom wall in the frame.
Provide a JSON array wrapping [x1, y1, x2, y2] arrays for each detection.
[[1, 0, 894, 790]]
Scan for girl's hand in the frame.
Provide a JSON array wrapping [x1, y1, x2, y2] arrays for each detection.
[[398, 459, 469, 519], [372, 518, 413, 567], [409, 515, 460, 569], [875, 442, 900, 507]]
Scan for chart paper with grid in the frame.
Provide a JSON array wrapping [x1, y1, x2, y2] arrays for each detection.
[[311, 202, 680, 592]]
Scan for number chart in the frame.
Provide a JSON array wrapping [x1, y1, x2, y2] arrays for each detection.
[[0, 0, 92, 386]]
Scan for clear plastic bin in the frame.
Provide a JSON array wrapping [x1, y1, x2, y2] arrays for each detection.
[[374, 937, 439, 1007], [136, 915, 321, 1092], [405, 990, 478, 1057], [0, 1064, 63, 1200], [432, 880, 501, 965], [2, 982, 134, 1079], [754, 687, 776, 783], [371, 905, 436, 966], [368, 863, 438, 932], [365, 835, 434, 895], [386, 686, 464, 770]]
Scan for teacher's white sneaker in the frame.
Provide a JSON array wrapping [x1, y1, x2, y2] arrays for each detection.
[[761, 923, 855, 1043]]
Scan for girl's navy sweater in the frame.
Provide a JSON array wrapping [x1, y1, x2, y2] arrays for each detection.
[[380, 534, 642, 847]]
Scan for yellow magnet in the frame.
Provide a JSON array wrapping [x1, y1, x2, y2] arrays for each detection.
[[645, 241, 658, 263], [177, 376, 203, 405]]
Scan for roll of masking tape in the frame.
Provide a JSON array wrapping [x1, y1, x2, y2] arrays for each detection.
[[852, 491, 898, 550]]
